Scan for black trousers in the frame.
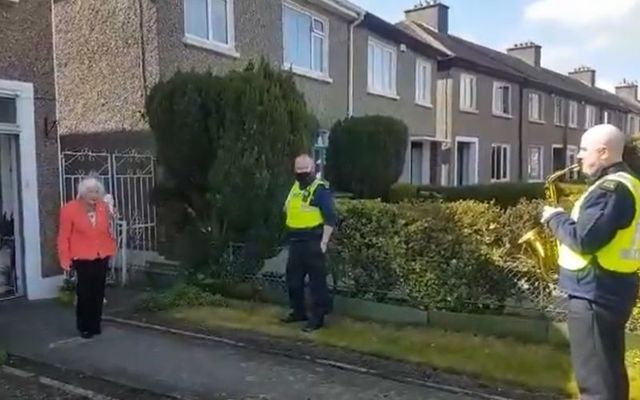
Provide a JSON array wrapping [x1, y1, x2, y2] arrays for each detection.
[[568, 297, 632, 400], [74, 258, 109, 334], [286, 240, 331, 321]]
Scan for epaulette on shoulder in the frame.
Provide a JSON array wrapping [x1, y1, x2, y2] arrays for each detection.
[[599, 179, 620, 192]]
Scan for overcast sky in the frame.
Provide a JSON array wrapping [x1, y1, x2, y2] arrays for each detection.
[[351, 0, 640, 96]]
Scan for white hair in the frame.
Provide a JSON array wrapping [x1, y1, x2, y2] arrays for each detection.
[[76, 177, 106, 199]]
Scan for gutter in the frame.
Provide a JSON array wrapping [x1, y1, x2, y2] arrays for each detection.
[[347, 11, 365, 117]]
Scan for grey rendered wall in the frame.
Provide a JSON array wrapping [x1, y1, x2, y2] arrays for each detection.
[[449, 68, 520, 183], [351, 28, 437, 137], [157, 0, 350, 129]]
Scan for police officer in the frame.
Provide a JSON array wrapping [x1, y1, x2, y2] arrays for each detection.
[[281, 154, 336, 332], [542, 124, 640, 400]]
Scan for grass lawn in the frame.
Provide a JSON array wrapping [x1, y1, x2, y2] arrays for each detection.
[[160, 298, 639, 399]]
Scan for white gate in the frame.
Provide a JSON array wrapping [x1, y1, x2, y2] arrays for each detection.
[[60, 150, 157, 284]]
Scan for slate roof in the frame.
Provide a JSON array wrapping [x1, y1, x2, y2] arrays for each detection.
[[399, 20, 640, 114]]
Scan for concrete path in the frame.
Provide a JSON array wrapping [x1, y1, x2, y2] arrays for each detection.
[[0, 298, 476, 400]]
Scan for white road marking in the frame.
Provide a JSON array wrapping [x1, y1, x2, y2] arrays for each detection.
[[48, 337, 89, 349], [39, 376, 118, 400], [1, 366, 35, 378]]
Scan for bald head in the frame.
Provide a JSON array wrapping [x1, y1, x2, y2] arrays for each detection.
[[578, 124, 626, 177], [294, 154, 315, 173]]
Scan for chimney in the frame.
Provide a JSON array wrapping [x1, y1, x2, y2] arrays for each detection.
[[615, 79, 639, 102], [506, 41, 542, 67], [405, 1, 449, 34], [569, 66, 596, 87]]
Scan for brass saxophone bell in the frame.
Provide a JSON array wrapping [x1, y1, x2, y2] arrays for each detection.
[[518, 163, 580, 283]]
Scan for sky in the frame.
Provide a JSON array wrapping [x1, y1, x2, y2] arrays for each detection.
[[350, 0, 640, 95]]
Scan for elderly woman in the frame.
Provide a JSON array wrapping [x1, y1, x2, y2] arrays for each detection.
[[57, 177, 116, 339]]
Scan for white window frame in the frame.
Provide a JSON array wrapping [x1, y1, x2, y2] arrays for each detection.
[[628, 114, 639, 134], [367, 37, 398, 99], [527, 145, 544, 182], [568, 100, 578, 128], [603, 110, 613, 124], [490, 143, 510, 182], [415, 58, 433, 107], [282, 1, 331, 83], [566, 145, 579, 180], [459, 73, 477, 112], [585, 105, 597, 128], [183, 0, 238, 58], [554, 97, 565, 126], [528, 91, 544, 123], [492, 81, 512, 118]]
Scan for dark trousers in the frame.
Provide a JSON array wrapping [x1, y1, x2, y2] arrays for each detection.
[[286, 240, 331, 321], [568, 297, 632, 400], [74, 258, 109, 334]]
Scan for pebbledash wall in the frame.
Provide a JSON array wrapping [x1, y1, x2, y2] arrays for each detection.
[[0, 0, 62, 299]]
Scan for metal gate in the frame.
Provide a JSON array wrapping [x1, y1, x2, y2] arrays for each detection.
[[60, 150, 157, 282]]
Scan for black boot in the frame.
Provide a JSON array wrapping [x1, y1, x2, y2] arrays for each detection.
[[302, 315, 324, 332]]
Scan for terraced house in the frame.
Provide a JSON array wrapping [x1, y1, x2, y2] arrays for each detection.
[[399, 2, 640, 186], [0, 0, 61, 300], [52, 0, 449, 182]]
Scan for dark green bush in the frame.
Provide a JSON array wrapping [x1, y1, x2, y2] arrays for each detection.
[[146, 59, 312, 273], [325, 116, 408, 199]]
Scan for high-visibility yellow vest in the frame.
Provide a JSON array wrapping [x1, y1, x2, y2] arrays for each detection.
[[558, 171, 640, 273], [285, 179, 326, 229]]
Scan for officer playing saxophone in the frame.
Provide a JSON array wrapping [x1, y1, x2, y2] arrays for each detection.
[[281, 154, 336, 332], [541, 124, 640, 400]]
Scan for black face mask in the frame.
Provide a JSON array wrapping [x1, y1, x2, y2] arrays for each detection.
[[295, 172, 313, 186]]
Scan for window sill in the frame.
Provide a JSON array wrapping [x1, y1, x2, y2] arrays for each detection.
[[460, 108, 479, 115], [491, 178, 510, 183], [283, 64, 333, 84], [529, 119, 545, 125], [493, 112, 513, 120], [555, 123, 566, 127], [569, 124, 578, 129], [183, 36, 240, 59], [415, 101, 433, 109], [367, 89, 400, 101], [528, 178, 543, 183]]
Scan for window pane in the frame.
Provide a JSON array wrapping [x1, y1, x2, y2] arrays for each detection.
[[313, 18, 324, 33], [185, 0, 208, 39], [385, 50, 393, 92], [210, 0, 228, 43], [312, 35, 323, 72], [284, 6, 311, 69], [374, 47, 383, 90], [0, 98, 16, 124], [368, 44, 374, 87]]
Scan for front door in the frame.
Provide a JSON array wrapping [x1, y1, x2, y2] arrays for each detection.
[[455, 139, 477, 186], [0, 103, 23, 299], [410, 142, 423, 185]]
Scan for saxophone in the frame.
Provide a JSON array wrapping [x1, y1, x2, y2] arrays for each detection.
[[518, 163, 581, 282]]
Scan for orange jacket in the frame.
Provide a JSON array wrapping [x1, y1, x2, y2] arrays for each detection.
[[57, 200, 117, 269]]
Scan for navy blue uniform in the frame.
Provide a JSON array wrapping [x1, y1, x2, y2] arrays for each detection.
[[545, 162, 639, 400], [284, 179, 336, 330]]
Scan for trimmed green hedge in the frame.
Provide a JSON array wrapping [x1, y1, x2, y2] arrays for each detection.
[[330, 198, 538, 313], [388, 181, 586, 208]]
